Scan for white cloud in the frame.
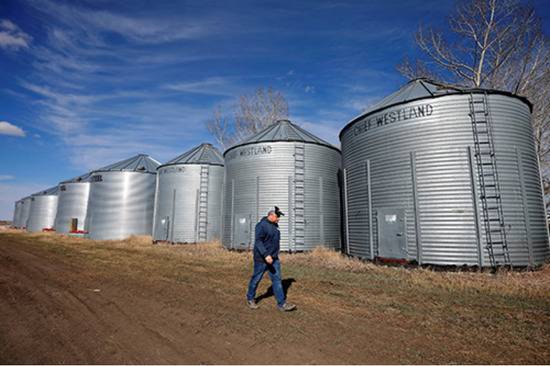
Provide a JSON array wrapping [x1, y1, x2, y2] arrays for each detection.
[[0, 175, 15, 181], [0, 19, 32, 50], [28, 0, 211, 44], [163, 77, 240, 96], [0, 121, 26, 137]]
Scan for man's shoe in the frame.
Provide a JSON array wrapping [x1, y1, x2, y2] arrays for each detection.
[[278, 302, 297, 312], [247, 299, 259, 309]]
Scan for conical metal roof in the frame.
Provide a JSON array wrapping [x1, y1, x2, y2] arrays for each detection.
[[32, 186, 59, 196], [340, 78, 532, 139], [161, 143, 224, 168], [60, 172, 92, 184], [93, 154, 160, 174], [225, 119, 339, 155], [364, 79, 461, 114]]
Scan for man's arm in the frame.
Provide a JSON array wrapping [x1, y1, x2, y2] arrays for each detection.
[[254, 222, 268, 258]]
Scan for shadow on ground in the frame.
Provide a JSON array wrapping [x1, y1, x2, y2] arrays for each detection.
[[255, 278, 296, 303]]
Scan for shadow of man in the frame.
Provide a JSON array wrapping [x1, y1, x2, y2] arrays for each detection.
[[255, 278, 296, 303]]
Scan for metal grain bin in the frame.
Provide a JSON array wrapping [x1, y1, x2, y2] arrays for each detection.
[[340, 79, 549, 267], [222, 119, 342, 251], [18, 196, 32, 229], [54, 173, 91, 233], [26, 187, 59, 232], [153, 143, 224, 243], [12, 200, 22, 228], [85, 154, 160, 240]]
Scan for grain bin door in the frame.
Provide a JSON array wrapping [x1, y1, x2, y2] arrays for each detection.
[[234, 214, 252, 249], [159, 216, 170, 241], [377, 208, 406, 259]]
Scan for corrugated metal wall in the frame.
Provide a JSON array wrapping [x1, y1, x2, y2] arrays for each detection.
[[85, 171, 156, 240], [341, 93, 549, 266], [222, 141, 341, 251], [12, 201, 21, 228], [207, 165, 224, 242], [54, 182, 91, 233], [19, 198, 32, 229], [153, 164, 224, 243], [26, 195, 58, 232], [16, 201, 23, 228]]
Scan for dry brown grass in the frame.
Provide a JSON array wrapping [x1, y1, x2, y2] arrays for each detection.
[[282, 246, 550, 300], [0, 225, 22, 233], [14, 229, 550, 300], [284, 246, 381, 272]]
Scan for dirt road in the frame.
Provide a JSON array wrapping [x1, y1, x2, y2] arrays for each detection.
[[0, 231, 549, 364]]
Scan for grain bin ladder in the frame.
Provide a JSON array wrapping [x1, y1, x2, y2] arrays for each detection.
[[469, 92, 511, 267], [198, 165, 209, 242], [293, 143, 306, 251]]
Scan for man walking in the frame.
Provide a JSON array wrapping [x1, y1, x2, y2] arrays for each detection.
[[246, 206, 296, 312]]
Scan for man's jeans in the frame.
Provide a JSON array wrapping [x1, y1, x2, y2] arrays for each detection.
[[246, 258, 285, 307]]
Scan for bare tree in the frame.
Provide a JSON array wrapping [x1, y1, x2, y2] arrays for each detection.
[[399, 0, 550, 206], [206, 106, 234, 148], [206, 87, 289, 149]]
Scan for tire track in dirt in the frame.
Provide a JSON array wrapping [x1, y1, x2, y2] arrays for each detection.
[[0, 237, 324, 364]]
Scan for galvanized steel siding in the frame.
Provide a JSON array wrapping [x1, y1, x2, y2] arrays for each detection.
[[19, 198, 32, 229], [86, 171, 156, 240], [153, 164, 223, 243], [207, 165, 224, 241], [12, 201, 21, 227], [26, 195, 58, 232], [303, 145, 341, 249], [415, 148, 479, 265], [490, 95, 549, 265], [222, 141, 341, 251], [341, 93, 549, 266], [54, 182, 90, 233]]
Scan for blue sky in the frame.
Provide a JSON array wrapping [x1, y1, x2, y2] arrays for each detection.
[[1, 0, 549, 219]]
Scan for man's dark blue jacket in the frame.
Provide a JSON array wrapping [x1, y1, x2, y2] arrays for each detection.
[[253, 216, 280, 262]]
